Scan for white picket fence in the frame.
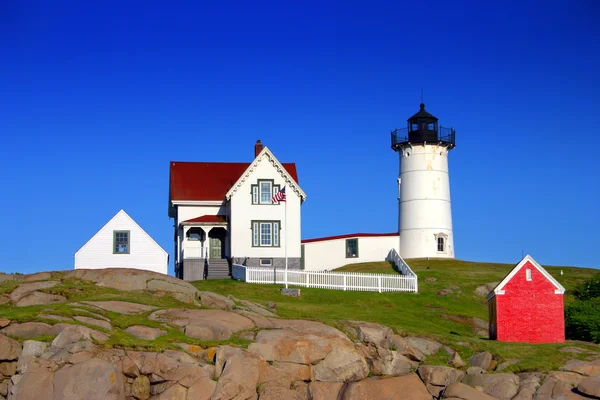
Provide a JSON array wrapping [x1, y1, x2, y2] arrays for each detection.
[[232, 252, 418, 293]]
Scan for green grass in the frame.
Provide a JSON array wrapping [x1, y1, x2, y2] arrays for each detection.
[[192, 258, 599, 372]]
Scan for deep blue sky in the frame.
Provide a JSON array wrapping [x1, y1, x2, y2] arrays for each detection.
[[1, 0, 599, 274]]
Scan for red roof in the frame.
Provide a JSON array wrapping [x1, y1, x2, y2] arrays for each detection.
[[302, 232, 398, 244], [170, 161, 298, 201], [182, 215, 227, 224]]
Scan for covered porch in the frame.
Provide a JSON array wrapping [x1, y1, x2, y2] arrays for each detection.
[[179, 215, 230, 280]]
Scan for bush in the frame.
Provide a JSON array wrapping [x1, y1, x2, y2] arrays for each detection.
[[565, 297, 600, 343], [573, 273, 600, 301]]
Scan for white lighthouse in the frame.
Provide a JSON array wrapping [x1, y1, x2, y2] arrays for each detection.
[[391, 103, 456, 259]]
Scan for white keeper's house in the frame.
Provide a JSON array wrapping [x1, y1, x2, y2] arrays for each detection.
[[74, 209, 169, 274], [169, 141, 306, 281]]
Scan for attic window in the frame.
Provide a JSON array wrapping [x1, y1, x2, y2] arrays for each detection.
[[526, 269, 532, 281], [251, 180, 280, 205], [113, 231, 130, 254]]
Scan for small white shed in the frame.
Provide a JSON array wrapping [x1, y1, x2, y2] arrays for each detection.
[[74, 209, 168, 274]]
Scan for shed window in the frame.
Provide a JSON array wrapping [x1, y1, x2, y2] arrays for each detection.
[[346, 238, 358, 258], [526, 269, 532, 281], [113, 230, 130, 254]]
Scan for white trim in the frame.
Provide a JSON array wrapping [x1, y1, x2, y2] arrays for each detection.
[[171, 200, 225, 206], [487, 254, 566, 300], [75, 209, 168, 257], [225, 146, 307, 201]]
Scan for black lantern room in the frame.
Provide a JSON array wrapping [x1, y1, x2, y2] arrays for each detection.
[[391, 103, 455, 150]]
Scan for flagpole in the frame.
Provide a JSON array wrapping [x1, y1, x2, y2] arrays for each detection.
[[285, 194, 288, 289]]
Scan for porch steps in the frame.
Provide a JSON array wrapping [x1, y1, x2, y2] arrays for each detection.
[[207, 259, 230, 279]]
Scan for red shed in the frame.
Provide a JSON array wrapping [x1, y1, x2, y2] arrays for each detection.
[[487, 255, 566, 343]]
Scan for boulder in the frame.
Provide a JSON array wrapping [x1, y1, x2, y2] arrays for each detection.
[[0, 361, 16, 376], [54, 358, 124, 400], [418, 365, 465, 386], [73, 316, 112, 330], [468, 352, 493, 370], [562, 359, 600, 377], [367, 346, 415, 376], [449, 352, 466, 368], [312, 346, 369, 382], [578, 376, 600, 398], [197, 291, 235, 310], [405, 336, 443, 355], [150, 309, 254, 341], [15, 291, 67, 307], [0, 296, 10, 304], [443, 382, 496, 400], [128, 351, 158, 375], [535, 372, 586, 400], [466, 367, 486, 375], [309, 382, 344, 400], [342, 374, 431, 400], [462, 372, 520, 400], [249, 329, 335, 364], [154, 383, 188, 399], [9, 281, 60, 302], [51, 325, 109, 348], [82, 300, 157, 315], [512, 373, 543, 400], [349, 321, 394, 347], [0, 334, 21, 361], [8, 358, 58, 400], [125, 325, 167, 341], [388, 334, 426, 361], [0, 322, 59, 339], [0, 318, 9, 328], [22, 340, 49, 358], [131, 375, 150, 399], [474, 282, 499, 297]]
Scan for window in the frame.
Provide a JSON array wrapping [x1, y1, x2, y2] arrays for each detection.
[[259, 258, 273, 267], [113, 230, 130, 254], [526, 269, 532, 281], [437, 237, 445, 252], [252, 221, 280, 247], [346, 238, 358, 258], [186, 227, 203, 241], [251, 180, 280, 205], [435, 233, 447, 253]]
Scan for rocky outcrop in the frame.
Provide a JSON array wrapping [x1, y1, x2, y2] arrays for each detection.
[[82, 300, 157, 315], [342, 374, 432, 399]]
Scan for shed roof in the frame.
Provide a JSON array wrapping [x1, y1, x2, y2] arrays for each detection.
[[487, 255, 566, 300]]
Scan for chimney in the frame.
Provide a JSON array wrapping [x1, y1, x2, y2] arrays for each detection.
[[254, 140, 263, 157]]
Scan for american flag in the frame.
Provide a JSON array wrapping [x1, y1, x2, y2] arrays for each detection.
[[272, 186, 286, 203]]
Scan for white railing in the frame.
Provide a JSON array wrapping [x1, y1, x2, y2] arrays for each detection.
[[232, 264, 417, 293], [387, 249, 417, 275]]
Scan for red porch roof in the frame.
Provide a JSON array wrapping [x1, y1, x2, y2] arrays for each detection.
[[170, 161, 298, 201], [181, 215, 227, 224]]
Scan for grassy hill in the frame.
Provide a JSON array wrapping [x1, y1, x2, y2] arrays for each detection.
[[196, 258, 599, 372]]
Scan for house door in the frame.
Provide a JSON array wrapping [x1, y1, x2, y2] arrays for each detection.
[[210, 237, 222, 258]]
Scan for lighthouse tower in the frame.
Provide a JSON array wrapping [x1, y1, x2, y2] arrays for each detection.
[[391, 103, 456, 259]]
